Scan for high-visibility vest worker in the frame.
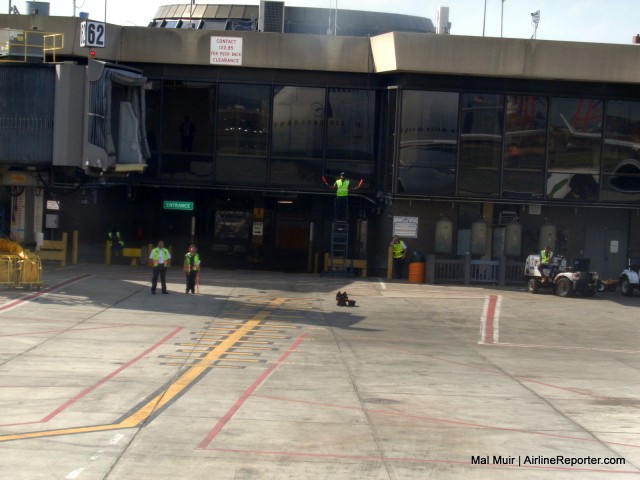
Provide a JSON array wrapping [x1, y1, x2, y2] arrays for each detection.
[[540, 247, 553, 264], [108, 231, 124, 247], [335, 178, 350, 197], [393, 240, 407, 259], [150, 247, 171, 267], [184, 251, 200, 272]]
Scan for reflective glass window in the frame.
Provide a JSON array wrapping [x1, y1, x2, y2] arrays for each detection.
[[143, 80, 162, 178], [397, 90, 458, 196], [270, 86, 324, 187], [216, 156, 267, 185], [325, 88, 376, 190], [602, 100, 640, 201], [216, 84, 270, 186], [159, 80, 214, 181], [271, 86, 325, 159], [547, 97, 602, 200], [502, 95, 547, 199], [458, 93, 503, 197], [546, 172, 599, 201], [216, 84, 270, 157]]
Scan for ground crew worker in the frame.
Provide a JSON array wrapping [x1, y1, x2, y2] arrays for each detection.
[[538, 244, 555, 280], [107, 229, 124, 256], [390, 235, 407, 279], [324, 172, 362, 221], [184, 245, 201, 294], [149, 240, 171, 294]]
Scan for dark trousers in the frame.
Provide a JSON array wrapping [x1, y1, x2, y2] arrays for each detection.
[[334, 196, 348, 222], [393, 257, 405, 279], [186, 270, 198, 293], [151, 265, 168, 293]]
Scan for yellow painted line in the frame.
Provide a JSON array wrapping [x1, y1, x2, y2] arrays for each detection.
[[112, 297, 287, 426], [194, 330, 234, 334], [221, 352, 256, 356], [260, 324, 299, 329], [231, 346, 274, 351], [164, 363, 242, 369], [0, 423, 128, 443], [206, 327, 241, 331], [247, 334, 288, 339], [163, 355, 203, 359], [216, 358, 260, 363], [0, 297, 287, 443]]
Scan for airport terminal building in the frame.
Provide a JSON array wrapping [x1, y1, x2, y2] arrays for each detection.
[[1, 2, 640, 279]]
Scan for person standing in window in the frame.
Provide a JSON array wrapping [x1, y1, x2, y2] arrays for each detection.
[[179, 116, 196, 152]]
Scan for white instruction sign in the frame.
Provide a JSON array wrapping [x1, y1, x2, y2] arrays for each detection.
[[393, 216, 418, 239], [610, 240, 619, 254], [210, 37, 243, 65]]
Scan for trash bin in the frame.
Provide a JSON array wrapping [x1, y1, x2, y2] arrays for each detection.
[[408, 261, 426, 283], [411, 251, 425, 263]]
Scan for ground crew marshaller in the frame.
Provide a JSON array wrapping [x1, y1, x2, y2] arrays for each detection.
[[323, 172, 362, 221], [149, 240, 171, 294]]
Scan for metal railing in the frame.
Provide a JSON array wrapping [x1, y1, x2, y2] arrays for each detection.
[[430, 255, 526, 286], [0, 30, 64, 63], [470, 259, 498, 283], [433, 258, 464, 283]]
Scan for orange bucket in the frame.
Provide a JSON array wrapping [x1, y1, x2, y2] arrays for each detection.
[[408, 262, 426, 283]]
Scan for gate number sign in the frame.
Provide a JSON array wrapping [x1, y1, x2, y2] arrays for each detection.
[[80, 21, 106, 48]]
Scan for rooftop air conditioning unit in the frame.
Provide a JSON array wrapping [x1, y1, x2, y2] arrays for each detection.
[[26, 1, 50, 16], [259, 1, 285, 33]]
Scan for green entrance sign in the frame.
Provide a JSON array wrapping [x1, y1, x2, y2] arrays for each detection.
[[163, 200, 194, 211]]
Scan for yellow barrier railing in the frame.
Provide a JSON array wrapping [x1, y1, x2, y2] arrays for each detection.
[[0, 30, 64, 63]]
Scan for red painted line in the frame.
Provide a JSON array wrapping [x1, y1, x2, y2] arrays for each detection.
[[0, 326, 183, 427], [206, 448, 639, 474], [197, 333, 309, 450], [348, 338, 639, 411], [0, 274, 92, 313], [0, 324, 139, 338], [496, 342, 640, 355], [251, 394, 640, 450], [483, 294, 498, 344]]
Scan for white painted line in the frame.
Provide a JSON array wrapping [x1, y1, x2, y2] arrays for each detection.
[[376, 277, 387, 289], [108, 433, 125, 445], [89, 450, 103, 461], [65, 468, 85, 479]]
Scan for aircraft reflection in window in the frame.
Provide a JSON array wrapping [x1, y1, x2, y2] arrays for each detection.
[[558, 113, 640, 194]]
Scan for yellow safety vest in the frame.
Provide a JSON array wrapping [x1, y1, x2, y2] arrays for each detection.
[[393, 241, 405, 259], [184, 253, 200, 272], [336, 179, 350, 197], [151, 248, 171, 267], [540, 249, 553, 263]]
